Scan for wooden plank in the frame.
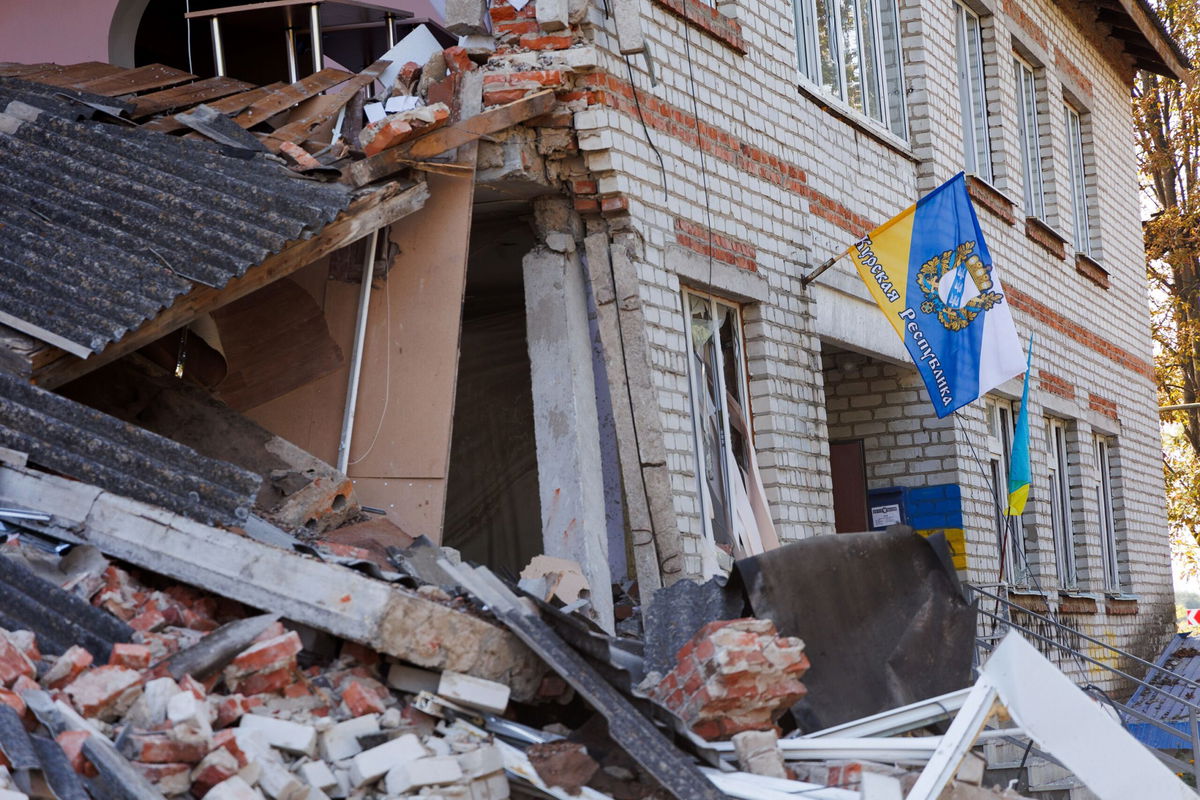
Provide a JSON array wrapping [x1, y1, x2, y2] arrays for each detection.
[[342, 90, 555, 187], [130, 76, 256, 118], [140, 82, 284, 132], [0, 463, 543, 697], [73, 64, 196, 97], [37, 62, 127, 88], [33, 181, 429, 390], [263, 57, 391, 149], [232, 68, 354, 128], [0, 63, 57, 78]]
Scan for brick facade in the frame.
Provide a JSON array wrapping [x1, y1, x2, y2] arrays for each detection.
[[478, 0, 1173, 672]]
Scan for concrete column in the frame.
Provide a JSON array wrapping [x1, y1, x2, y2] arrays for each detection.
[[523, 244, 615, 633]]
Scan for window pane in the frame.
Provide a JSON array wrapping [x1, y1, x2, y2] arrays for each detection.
[[878, 0, 906, 136], [856, 0, 884, 121], [1015, 59, 1044, 218], [955, 4, 990, 182], [839, 0, 864, 111], [814, 0, 843, 98], [1066, 107, 1091, 255]]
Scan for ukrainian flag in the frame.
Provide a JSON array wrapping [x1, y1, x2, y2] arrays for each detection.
[[1006, 338, 1034, 515], [849, 173, 1024, 417]]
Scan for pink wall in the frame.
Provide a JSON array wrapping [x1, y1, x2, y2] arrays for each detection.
[[0, 0, 123, 65]]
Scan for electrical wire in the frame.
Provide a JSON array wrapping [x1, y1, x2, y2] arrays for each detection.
[[677, 6, 718, 290], [622, 55, 668, 198]]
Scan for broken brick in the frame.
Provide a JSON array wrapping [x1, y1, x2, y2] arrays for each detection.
[[443, 45, 475, 73], [132, 762, 192, 796], [0, 635, 35, 686], [342, 680, 387, 717], [0, 689, 24, 719], [56, 730, 96, 777], [109, 643, 152, 670], [65, 665, 143, 720], [228, 631, 302, 677], [43, 645, 94, 689], [190, 747, 240, 797], [6, 631, 40, 663], [126, 732, 210, 764]]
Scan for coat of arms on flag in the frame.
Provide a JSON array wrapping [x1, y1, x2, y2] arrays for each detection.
[[847, 173, 1025, 417]]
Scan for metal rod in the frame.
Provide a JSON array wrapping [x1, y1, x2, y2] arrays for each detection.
[[799, 251, 846, 288], [974, 606, 1200, 712], [969, 583, 1200, 693], [210, 16, 226, 77], [284, 6, 299, 83], [1160, 402, 1200, 412], [336, 229, 381, 473], [309, 2, 323, 74], [1191, 709, 1200, 780], [385, 12, 396, 48]]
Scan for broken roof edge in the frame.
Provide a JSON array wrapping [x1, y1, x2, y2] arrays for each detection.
[[19, 177, 429, 391], [0, 461, 546, 700], [1113, 0, 1192, 79]]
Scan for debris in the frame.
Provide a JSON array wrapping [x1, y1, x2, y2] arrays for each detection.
[[526, 741, 599, 795], [640, 618, 809, 740], [731, 730, 787, 779], [519, 555, 590, 606], [437, 671, 510, 715]]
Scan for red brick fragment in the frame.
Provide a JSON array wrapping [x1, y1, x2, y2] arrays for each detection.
[[56, 731, 97, 777], [520, 34, 573, 50], [131, 762, 191, 795], [0, 689, 25, 718], [342, 681, 386, 717], [65, 665, 142, 720], [109, 643, 152, 670], [127, 732, 209, 764], [0, 635, 35, 686], [232, 666, 296, 696], [443, 45, 475, 73], [191, 748, 240, 797], [229, 632, 302, 678], [339, 641, 379, 668], [7, 631, 40, 663]]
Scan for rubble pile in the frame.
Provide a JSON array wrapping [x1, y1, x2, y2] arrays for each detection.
[[0, 554, 517, 800]]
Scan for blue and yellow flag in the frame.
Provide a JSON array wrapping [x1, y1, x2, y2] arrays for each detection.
[[1006, 337, 1034, 515], [849, 173, 1025, 417]]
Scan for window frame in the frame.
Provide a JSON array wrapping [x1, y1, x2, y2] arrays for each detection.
[[954, 1, 992, 183], [987, 398, 1029, 585], [1065, 103, 1094, 258], [1094, 435, 1121, 592], [681, 288, 755, 562], [793, 0, 909, 139], [1046, 418, 1077, 588], [1014, 55, 1047, 220]]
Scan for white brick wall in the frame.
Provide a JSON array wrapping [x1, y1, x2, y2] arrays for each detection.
[[561, 0, 1174, 659]]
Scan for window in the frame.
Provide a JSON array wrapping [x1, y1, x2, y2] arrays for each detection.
[[1065, 105, 1094, 257], [1046, 418, 1076, 587], [794, 0, 908, 137], [1094, 436, 1121, 591], [684, 289, 774, 567], [987, 398, 1029, 584], [1014, 56, 1046, 219], [954, 2, 991, 182]]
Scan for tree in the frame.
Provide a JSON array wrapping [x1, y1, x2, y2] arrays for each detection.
[[1135, 1, 1200, 557]]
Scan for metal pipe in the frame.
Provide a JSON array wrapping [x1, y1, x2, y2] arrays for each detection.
[[1161, 402, 1200, 412], [284, 6, 299, 83], [210, 16, 226, 77], [385, 12, 396, 48], [309, 3, 323, 74], [336, 229, 381, 473]]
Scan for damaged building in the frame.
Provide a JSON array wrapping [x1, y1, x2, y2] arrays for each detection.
[[0, 0, 1194, 797]]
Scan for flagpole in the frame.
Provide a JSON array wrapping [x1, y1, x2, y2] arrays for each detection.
[[800, 251, 848, 288]]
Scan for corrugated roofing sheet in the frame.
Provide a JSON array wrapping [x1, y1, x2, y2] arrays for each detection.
[[0, 76, 351, 357], [0, 370, 261, 527], [1124, 632, 1200, 750]]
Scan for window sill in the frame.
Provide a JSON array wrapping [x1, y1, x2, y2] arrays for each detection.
[[650, 0, 746, 54], [794, 80, 917, 163], [1057, 592, 1100, 614], [1105, 594, 1138, 615], [965, 176, 1016, 226], [1075, 252, 1109, 289], [1024, 215, 1067, 260], [1006, 588, 1052, 613]]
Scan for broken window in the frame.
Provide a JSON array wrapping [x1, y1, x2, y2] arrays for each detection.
[[794, 0, 907, 138], [986, 397, 1029, 584], [954, 1, 991, 183], [1094, 435, 1122, 592], [682, 290, 777, 571], [1046, 417, 1077, 588]]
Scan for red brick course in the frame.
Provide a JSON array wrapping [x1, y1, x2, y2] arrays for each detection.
[[1038, 369, 1075, 401], [650, 0, 746, 54], [674, 216, 757, 272], [1088, 391, 1119, 421]]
